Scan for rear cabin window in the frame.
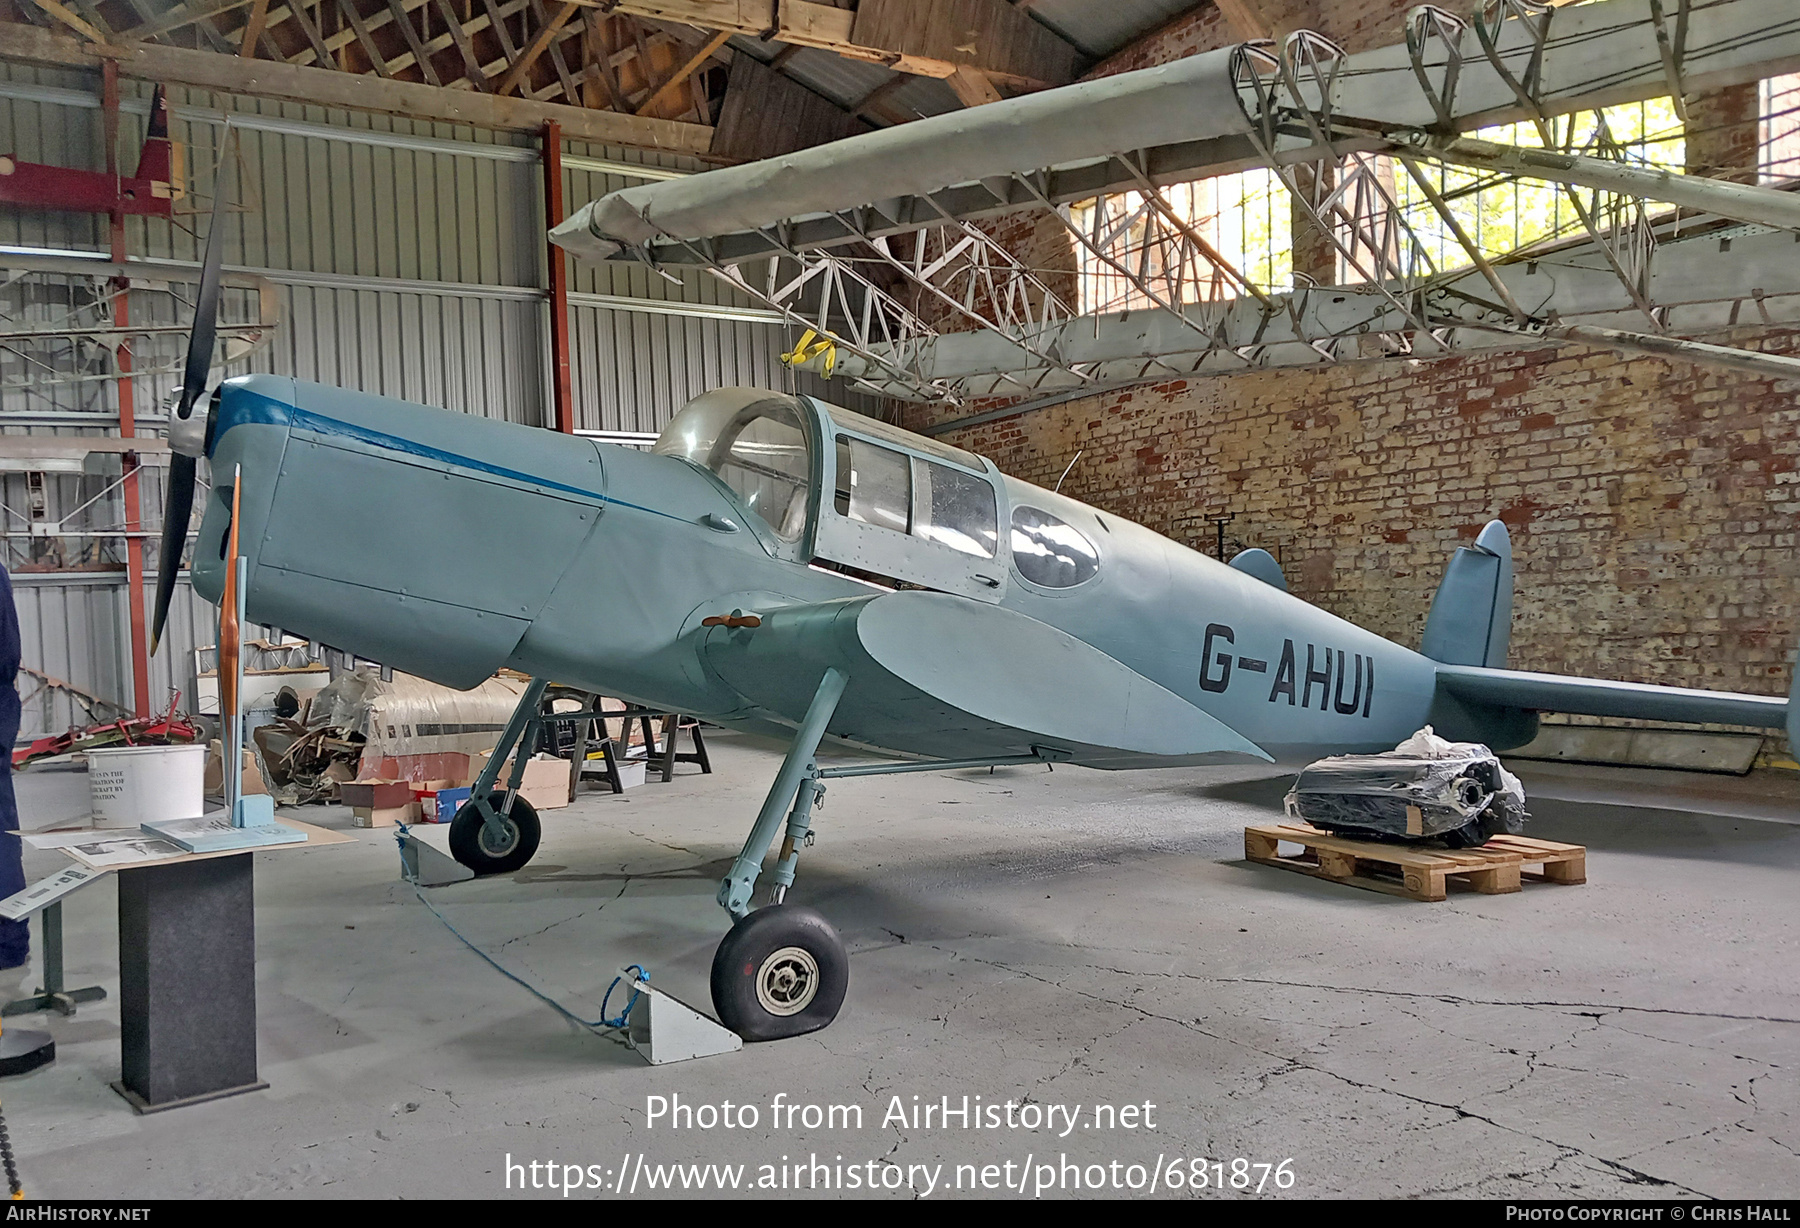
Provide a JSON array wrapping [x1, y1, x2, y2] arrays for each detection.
[[834, 436, 999, 559], [914, 459, 997, 558], [1011, 505, 1100, 588]]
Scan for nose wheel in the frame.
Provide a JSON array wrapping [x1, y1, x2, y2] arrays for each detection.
[[710, 905, 848, 1041]]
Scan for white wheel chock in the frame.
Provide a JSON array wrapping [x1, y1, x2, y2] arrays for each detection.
[[623, 972, 743, 1064]]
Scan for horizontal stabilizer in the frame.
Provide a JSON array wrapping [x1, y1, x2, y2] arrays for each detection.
[[1437, 663, 1788, 731], [705, 592, 1270, 768]]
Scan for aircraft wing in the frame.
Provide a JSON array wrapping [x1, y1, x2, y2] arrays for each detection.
[[704, 591, 1271, 769], [1436, 663, 1794, 744]]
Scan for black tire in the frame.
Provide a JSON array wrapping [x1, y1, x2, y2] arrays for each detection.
[[710, 905, 849, 1042], [448, 794, 541, 874]]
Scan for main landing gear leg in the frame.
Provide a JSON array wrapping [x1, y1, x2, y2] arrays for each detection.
[[711, 668, 850, 1042], [449, 676, 546, 876]]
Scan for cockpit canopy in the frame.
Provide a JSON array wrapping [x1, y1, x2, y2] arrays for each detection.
[[652, 389, 812, 540], [654, 388, 1014, 602]]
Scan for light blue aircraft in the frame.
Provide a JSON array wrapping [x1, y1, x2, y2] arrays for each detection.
[[151, 201, 1796, 1041]]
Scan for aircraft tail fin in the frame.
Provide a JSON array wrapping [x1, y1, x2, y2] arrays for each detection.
[[1421, 519, 1513, 669]]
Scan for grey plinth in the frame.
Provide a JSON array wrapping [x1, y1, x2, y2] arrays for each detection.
[[111, 853, 267, 1113]]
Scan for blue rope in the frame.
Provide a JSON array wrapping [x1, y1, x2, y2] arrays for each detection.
[[394, 825, 642, 1037], [601, 964, 649, 1030]]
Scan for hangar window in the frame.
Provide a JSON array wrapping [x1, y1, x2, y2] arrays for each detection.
[[1011, 505, 1100, 589], [834, 436, 911, 533], [655, 392, 813, 540], [915, 460, 998, 558]]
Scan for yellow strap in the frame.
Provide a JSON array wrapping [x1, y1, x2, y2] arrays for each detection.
[[779, 328, 838, 379]]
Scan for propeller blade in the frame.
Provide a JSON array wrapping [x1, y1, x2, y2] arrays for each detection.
[[174, 137, 229, 424], [149, 452, 196, 656], [155, 131, 232, 656]]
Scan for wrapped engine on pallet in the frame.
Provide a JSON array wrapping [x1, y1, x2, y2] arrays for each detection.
[[1283, 726, 1527, 846]]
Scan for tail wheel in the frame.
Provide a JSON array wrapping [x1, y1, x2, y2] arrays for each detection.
[[447, 794, 541, 874], [710, 905, 848, 1041]]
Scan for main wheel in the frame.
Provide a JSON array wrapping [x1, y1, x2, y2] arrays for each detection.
[[448, 794, 541, 874], [710, 905, 848, 1042]]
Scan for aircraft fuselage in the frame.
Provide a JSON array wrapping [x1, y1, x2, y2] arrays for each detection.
[[192, 376, 1529, 765]]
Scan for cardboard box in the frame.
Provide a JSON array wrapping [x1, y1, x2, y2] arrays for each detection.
[[340, 781, 415, 810], [352, 801, 420, 828], [468, 752, 571, 811], [420, 786, 471, 823], [203, 740, 270, 798], [357, 752, 472, 787]]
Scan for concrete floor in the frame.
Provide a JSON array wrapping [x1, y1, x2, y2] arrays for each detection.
[[3, 733, 1797, 1200]]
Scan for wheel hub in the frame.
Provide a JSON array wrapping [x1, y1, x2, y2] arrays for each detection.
[[478, 816, 520, 858], [755, 946, 820, 1017]]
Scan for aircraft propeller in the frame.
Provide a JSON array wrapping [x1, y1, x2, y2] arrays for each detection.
[[149, 141, 230, 655]]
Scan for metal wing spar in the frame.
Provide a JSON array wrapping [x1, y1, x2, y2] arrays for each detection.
[[704, 590, 1271, 769]]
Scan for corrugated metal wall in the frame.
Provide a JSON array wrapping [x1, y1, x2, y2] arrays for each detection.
[[0, 60, 869, 739]]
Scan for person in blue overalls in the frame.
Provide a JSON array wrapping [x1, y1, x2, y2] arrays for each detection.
[[0, 563, 27, 970]]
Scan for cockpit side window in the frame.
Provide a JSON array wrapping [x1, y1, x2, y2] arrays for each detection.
[[715, 406, 811, 539], [834, 436, 911, 534], [1011, 505, 1100, 588], [914, 459, 998, 558]]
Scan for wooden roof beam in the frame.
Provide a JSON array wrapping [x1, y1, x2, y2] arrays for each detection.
[[433, 0, 491, 88], [119, 0, 256, 43], [579, 7, 619, 109], [527, 0, 584, 103], [283, 0, 338, 66], [609, 0, 1081, 86], [238, 0, 272, 56], [380, 0, 441, 83], [26, 0, 108, 42], [0, 18, 712, 151], [335, 0, 395, 77], [493, 0, 578, 95], [636, 27, 729, 116]]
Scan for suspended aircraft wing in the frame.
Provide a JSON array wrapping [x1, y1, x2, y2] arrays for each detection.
[[704, 591, 1271, 769], [1436, 664, 1797, 749]]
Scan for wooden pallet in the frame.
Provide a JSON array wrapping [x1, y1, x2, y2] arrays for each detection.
[[1244, 823, 1587, 902]]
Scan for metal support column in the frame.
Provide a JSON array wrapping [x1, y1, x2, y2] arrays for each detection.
[[543, 120, 575, 435], [106, 60, 152, 716]]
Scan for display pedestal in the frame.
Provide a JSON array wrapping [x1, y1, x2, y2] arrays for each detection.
[[110, 854, 266, 1113]]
